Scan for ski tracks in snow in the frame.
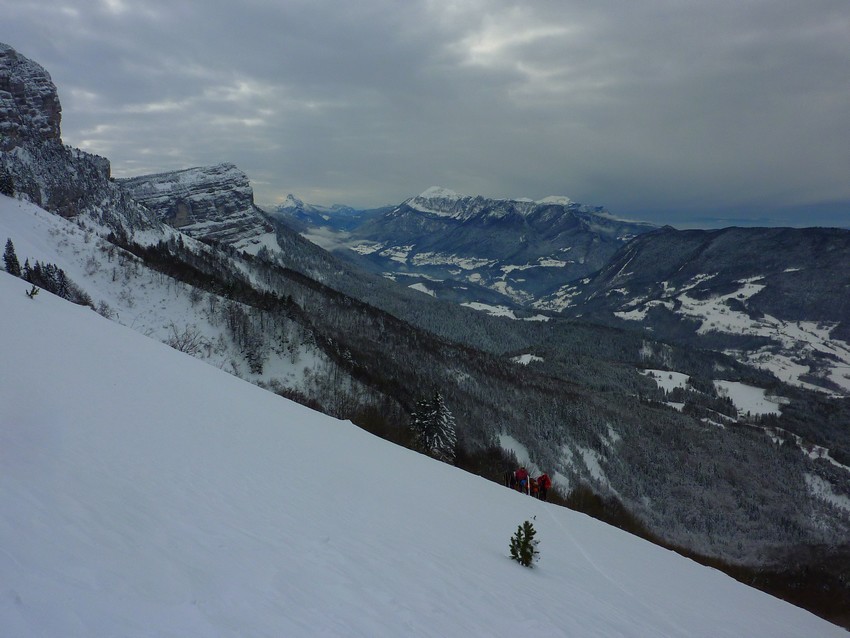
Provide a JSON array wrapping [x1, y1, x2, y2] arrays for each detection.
[[541, 506, 691, 637]]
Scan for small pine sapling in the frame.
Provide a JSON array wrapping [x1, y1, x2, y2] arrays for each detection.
[[26, 285, 39, 299], [509, 519, 539, 567]]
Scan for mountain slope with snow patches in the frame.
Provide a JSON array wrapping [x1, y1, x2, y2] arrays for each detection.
[[548, 226, 850, 396], [0, 271, 845, 637]]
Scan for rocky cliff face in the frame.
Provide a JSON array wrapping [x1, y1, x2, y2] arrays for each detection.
[[0, 42, 61, 151], [117, 164, 274, 248], [0, 42, 156, 232]]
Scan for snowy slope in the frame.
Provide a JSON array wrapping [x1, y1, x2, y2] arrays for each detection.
[[0, 194, 328, 391], [0, 273, 844, 637]]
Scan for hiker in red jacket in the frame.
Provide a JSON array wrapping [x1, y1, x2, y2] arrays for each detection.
[[515, 466, 529, 494], [537, 473, 552, 501]]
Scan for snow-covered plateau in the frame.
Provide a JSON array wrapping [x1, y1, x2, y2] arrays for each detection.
[[1, 272, 846, 637]]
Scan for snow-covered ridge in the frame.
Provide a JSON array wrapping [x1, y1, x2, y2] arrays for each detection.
[[418, 185, 461, 199], [272, 186, 656, 311], [407, 186, 575, 219], [537, 195, 572, 206], [416, 186, 571, 206], [118, 163, 252, 203], [118, 164, 273, 248]]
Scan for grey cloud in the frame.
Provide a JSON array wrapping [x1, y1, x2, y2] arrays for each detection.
[[2, 0, 848, 226]]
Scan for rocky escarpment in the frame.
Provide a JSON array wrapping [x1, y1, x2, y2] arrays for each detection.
[[0, 42, 61, 150], [118, 164, 273, 248], [0, 42, 156, 232]]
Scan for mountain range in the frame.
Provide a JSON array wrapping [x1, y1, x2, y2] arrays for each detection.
[[276, 190, 850, 397], [274, 186, 657, 308], [2, 41, 850, 629]]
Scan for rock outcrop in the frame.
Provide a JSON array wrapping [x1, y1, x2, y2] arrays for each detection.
[[118, 164, 273, 248], [0, 42, 61, 150], [0, 42, 156, 232]]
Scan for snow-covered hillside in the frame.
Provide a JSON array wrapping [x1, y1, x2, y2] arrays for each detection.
[[1, 274, 844, 636], [0, 194, 330, 392]]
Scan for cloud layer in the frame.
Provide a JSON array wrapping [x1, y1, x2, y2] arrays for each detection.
[[3, 0, 849, 225]]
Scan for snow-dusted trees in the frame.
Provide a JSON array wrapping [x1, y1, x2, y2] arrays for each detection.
[[411, 390, 457, 464], [22, 260, 92, 307], [221, 300, 269, 374]]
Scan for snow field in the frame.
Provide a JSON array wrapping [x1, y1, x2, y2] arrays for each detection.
[[0, 227, 845, 636]]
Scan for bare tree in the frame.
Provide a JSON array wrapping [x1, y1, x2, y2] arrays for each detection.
[[165, 322, 209, 356]]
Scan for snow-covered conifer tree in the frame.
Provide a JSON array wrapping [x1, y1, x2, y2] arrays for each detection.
[[430, 391, 457, 463], [410, 390, 457, 464]]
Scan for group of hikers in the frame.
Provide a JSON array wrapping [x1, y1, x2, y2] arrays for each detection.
[[504, 467, 552, 501]]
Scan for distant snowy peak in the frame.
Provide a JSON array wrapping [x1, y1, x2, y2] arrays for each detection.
[[537, 195, 572, 206], [406, 187, 536, 220], [282, 193, 306, 210], [418, 186, 461, 200], [276, 194, 355, 217]]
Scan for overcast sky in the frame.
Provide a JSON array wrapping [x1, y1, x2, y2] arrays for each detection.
[[3, 0, 849, 227]]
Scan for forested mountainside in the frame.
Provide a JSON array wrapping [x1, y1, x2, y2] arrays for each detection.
[[3, 41, 849, 627], [276, 189, 850, 398], [547, 225, 850, 396]]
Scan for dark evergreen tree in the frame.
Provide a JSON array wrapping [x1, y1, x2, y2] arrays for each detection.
[[509, 520, 539, 567], [410, 390, 457, 464], [21, 259, 92, 306], [0, 166, 13, 197], [410, 395, 433, 450], [3, 238, 21, 277]]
